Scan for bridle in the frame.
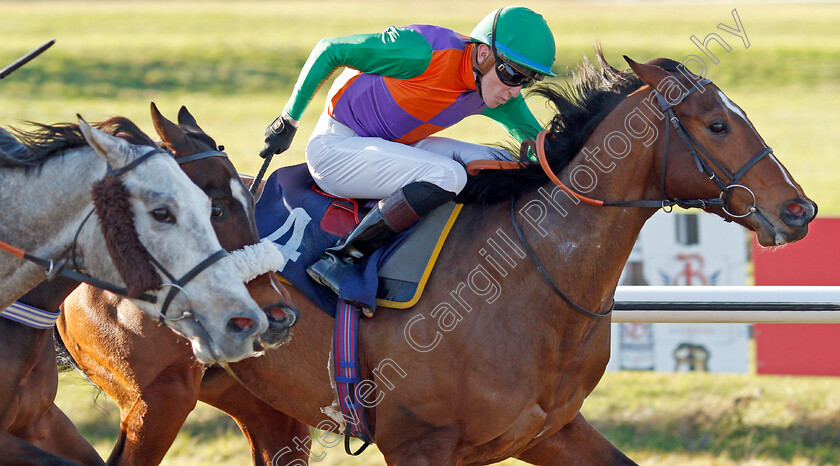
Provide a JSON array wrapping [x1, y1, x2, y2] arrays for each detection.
[[648, 78, 773, 218], [0, 146, 232, 322], [152, 149, 231, 321], [531, 78, 774, 218], [74, 148, 233, 321], [513, 77, 775, 318]]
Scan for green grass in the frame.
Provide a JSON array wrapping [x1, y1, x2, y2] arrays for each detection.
[[14, 0, 840, 464], [57, 369, 840, 466]]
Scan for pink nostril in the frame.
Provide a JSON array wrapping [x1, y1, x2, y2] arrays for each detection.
[[229, 317, 253, 332], [786, 203, 806, 217], [267, 307, 286, 322]]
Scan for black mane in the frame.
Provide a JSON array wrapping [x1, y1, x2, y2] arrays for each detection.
[[457, 53, 645, 204], [0, 117, 157, 172]]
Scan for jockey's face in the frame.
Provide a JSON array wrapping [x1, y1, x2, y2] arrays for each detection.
[[476, 44, 523, 108]]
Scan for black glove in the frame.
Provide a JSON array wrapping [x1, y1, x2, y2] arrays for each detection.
[[259, 114, 297, 159]]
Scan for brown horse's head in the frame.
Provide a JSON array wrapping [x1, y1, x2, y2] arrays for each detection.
[[150, 103, 297, 349], [625, 56, 816, 247]]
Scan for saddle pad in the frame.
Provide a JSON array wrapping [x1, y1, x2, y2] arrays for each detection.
[[376, 202, 460, 308], [254, 163, 460, 315]]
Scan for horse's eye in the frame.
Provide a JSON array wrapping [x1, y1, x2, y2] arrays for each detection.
[[211, 203, 224, 218], [709, 121, 729, 134], [151, 207, 175, 224]]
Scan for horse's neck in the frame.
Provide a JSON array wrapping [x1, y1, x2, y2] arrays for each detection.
[[0, 147, 104, 245], [0, 148, 105, 308], [518, 96, 661, 316]]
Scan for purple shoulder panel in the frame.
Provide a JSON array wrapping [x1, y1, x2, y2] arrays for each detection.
[[403, 24, 468, 52]]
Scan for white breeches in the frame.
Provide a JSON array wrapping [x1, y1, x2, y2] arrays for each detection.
[[305, 113, 513, 199]]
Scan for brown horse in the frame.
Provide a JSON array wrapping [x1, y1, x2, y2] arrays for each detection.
[[59, 52, 816, 464], [0, 104, 298, 465]]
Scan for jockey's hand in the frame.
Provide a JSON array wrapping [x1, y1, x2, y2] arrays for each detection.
[[259, 114, 297, 159]]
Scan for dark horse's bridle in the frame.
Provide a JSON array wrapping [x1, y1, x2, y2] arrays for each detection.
[[0, 147, 230, 322], [513, 78, 775, 318]]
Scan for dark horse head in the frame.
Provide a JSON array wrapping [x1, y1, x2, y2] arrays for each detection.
[[150, 103, 298, 350]]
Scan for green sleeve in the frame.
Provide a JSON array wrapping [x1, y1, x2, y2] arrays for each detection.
[[282, 27, 433, 121], [481, 94, 542, 161]]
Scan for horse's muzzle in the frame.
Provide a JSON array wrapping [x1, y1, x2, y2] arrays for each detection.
[[780, 198, 817, 228], [253, 305, 298, 350]]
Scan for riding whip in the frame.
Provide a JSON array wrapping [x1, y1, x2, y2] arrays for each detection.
[[0, 39, 55, 80], [249, 150, 274, 196]]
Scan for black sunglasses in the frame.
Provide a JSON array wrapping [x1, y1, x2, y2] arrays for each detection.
[[495, 60, 536, 88], [490, 8, 540, 88]]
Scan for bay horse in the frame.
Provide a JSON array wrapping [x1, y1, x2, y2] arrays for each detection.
[[0, 115, 272, 363], [0, 104, 298, 465], [59, 51, 816, 465]]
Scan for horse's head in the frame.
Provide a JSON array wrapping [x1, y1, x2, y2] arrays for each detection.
[[150, 103, 297, 350], [625, 56, 816, 246], [77, 116, 270, 363]]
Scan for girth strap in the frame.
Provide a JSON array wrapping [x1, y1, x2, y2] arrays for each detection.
[[1, 301, 60, 329]]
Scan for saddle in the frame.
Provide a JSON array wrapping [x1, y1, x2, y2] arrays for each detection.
[[254, 163, 460, 316]]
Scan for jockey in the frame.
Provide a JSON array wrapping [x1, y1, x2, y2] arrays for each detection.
[[259, 6, 556, 312]]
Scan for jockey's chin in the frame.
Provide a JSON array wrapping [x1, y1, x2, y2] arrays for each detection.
[[480, 72, 522, 108]]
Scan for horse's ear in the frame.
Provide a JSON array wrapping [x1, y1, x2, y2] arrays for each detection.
[[624, 55, 671, 89], [150, 102, 190, 154], [78, 114, 130, 168], [177, 106, 205, 135]]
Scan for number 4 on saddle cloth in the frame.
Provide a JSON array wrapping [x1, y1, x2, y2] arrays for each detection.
[[254, 163, 461, 317]]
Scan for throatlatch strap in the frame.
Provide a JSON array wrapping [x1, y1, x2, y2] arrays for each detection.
[[1, 302, 60, 329], [334, 300, 373, 455]]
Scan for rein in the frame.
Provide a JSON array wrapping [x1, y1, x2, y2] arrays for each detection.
[[0, 231, 157, 303], [510, 196, 613, 319]]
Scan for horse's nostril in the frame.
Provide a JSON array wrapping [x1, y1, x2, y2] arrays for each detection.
[[786, 202, 806, 218], [265, 306, 299, 327], [227, 316, 254, 333], [780, 199, 816, 228], [266, 307, 287, 322]]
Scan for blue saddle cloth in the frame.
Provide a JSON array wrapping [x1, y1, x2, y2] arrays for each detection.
[[254, 164, 412, 317]]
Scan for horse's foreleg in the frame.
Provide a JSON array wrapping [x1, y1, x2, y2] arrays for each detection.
[[0, 430, 79, 466], [17, 403, 103, 466], [199, 372, 310, 466], [106, 365, 202, 466], [514, 413, 635, 466]]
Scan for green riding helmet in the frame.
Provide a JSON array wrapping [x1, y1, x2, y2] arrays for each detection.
[[470, 6, 557, 78]]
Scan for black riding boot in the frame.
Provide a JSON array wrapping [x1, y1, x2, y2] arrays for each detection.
[[307, 190, 420, 300], [307, 182, 456, 317]]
